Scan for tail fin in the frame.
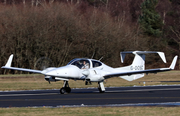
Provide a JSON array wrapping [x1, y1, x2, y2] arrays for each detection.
[[119, 51, 166, 81]]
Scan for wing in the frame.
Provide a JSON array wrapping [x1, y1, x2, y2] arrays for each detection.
[[104, 56, 178, 79], [1, 54, 42, 73]]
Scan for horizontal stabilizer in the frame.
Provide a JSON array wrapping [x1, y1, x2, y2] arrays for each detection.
[[120, 51, 166, 63]]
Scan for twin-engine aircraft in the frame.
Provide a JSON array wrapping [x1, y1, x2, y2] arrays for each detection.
[[1, 51, 178, 94]]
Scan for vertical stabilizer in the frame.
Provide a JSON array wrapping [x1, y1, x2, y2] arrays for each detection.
[[119, 51, 166, 81]]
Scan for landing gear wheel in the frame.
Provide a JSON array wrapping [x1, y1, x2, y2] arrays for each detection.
[[60, 81, 72, 94], [60, 87, 71, 94], [60, 88, 66, 94], [66, 87, 71, 93]]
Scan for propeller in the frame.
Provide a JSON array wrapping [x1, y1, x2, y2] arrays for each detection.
[[82, 69, 91, 85], [82, 69, 90, 76], [34, 57, 55, 84], [34, 57, 55, 70]]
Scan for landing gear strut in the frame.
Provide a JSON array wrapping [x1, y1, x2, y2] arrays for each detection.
[[98, 81, 105, 93], [85, 80, 92, 85], [60, 81, 71, 94]]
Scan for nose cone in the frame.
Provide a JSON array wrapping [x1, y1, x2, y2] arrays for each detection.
[[45, 65, 80, 78]]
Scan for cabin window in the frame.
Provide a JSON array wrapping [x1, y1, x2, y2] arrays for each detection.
[[92, 61, 102, 68], [71, 60, 90, 69]]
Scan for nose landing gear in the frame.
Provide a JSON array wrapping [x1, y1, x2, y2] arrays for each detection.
[[60, 81, 71, 94]]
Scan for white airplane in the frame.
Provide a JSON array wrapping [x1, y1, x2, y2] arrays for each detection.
[[1, 51, 178, 94]]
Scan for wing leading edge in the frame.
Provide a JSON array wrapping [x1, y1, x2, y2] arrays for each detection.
[[104, 56, 178, 80]]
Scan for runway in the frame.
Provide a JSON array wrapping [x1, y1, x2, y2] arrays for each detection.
[[1, 85, 180, 107]]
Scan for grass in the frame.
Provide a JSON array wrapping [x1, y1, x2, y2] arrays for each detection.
[[1, 107, 180, 116], [0, 71, 180, 91]]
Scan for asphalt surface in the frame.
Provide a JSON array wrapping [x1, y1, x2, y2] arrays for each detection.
[[1, 85, 180, 107]]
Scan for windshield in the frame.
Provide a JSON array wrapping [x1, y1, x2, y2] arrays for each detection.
[[68, 59, 90, 69]]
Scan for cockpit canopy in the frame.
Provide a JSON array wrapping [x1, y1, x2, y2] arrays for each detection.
[[67, 58, 102, 69]]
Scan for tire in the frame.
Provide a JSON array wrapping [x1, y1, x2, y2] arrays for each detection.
[[65, 87, 71, 93], [60, 88, 66, 94]]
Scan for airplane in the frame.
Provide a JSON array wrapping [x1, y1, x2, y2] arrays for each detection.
[[1, 51, 178, 94]]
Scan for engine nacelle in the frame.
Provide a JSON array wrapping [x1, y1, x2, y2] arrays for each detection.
[[44, 76, 56, 82], [87, 74, 104, 82], [86, 69, 104, 82]]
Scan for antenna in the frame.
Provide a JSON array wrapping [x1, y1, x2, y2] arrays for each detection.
[[99, 56, 103, 61], [91, 51, 95, 59]]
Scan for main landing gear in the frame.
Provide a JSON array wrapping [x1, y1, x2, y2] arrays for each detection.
[[59, 81, 105, 94], [98, 81, 105, 93], [60, 81, 71, 94]]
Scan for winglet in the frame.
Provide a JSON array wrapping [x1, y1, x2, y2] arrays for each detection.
[[169, 55, 178, 69], [4, 54, 13, 67]]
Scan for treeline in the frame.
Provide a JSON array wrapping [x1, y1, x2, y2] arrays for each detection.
[[0, 0, 179, 74]]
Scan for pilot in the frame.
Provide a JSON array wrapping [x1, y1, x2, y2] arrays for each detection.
[[82, 61, 89, 69], [75, 61, 81, 68]]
